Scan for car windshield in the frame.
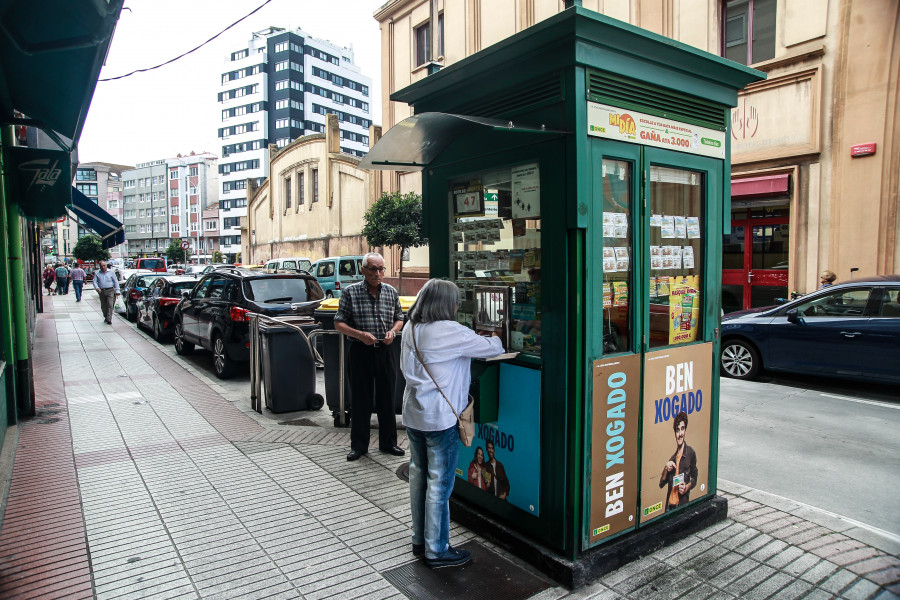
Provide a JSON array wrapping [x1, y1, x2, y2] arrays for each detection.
[[244, 278, 312, 303], [142, 259, 165, 269]]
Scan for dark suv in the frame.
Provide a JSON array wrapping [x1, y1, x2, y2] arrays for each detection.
[[173, 268, 325, 378]]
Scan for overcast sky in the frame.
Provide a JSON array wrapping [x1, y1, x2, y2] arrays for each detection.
[[78, 0, 384, 166]]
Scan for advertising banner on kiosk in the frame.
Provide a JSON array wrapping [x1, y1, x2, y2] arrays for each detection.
[[456, 363, 541, 515], [589, 354, 641, 544], [640, 342, 713, 523]]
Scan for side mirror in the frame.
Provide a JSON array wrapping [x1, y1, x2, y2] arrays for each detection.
[[182, 291, 191, 299], [786, 308, 802, 324]]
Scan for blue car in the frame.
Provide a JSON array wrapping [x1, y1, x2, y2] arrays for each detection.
[[720, 276, 900, 383]]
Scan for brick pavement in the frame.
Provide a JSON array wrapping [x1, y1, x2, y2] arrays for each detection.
[[0, 291, 897, 599]]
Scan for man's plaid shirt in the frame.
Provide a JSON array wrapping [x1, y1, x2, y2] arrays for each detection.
[[334, 281, 403, 340]]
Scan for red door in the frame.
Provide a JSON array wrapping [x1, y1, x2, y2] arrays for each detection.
[[722, 207, 789, 313]]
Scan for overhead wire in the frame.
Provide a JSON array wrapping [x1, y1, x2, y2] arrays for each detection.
[[99, 0, 277, 81]]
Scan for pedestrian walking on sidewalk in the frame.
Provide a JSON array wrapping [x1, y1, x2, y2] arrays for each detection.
[[69, 264, 86, 302], [54, 263, 70, 295], [334, 252, 406, 462], [42, 265, 55, 295], [92, 261, 120, 324], [400, 279, 504, 568]]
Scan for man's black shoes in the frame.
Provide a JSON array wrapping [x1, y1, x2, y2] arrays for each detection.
[[381, 445, 405, 456], [412, 543, 425, 558], [346, 449, 367, 461], [425, 546, 471, 569]]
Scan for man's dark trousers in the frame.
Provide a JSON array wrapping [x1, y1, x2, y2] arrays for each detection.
[[348, 342, 398, 453]]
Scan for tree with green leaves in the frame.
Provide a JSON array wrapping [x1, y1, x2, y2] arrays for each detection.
[[165, 239, 187, 264], [362, 191, 427, 294], [71, 234, 110, 263], [212, 250, 224, 264]]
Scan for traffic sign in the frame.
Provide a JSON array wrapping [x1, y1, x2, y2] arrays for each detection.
[[181, 240, 190, 250]]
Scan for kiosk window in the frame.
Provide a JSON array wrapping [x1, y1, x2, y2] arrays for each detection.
[[600, 159, 633, 353], [648, 166, 704, 348], [449, 163, 542, 357]]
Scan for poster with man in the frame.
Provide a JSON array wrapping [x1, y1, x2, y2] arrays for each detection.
[[640, 343, 713, 523]]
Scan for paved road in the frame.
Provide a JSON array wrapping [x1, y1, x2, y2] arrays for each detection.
[[719, 373, 900, 538]]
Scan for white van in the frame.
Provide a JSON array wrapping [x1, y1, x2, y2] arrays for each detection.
[[263, 257, 313, 274]]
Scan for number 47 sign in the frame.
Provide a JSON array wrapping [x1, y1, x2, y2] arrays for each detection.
[[454, 190, 483, 215]]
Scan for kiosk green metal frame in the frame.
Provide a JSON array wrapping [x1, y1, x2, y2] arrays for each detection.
[[363, 6, 764, 583]]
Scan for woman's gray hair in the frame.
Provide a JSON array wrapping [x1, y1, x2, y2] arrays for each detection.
[[408, 279, 459, 323], [362, 252, 383, 268]]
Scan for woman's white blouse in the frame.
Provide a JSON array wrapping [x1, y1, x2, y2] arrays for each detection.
[[400, 320, 505, 432]]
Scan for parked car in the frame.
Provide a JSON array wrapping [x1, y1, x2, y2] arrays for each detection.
[[117, 272, 161, 322], [310, 255, 365, 298], [199, 263, 236, 276], [263, 257, 313, 274], [134, 257, 167, 273], [136, 276, 200, 341], [720, 276, 900, 383], [111, 267, 154, 286], [173, 269, 325, 378]]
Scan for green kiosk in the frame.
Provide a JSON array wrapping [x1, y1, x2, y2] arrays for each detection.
[[362, 4, 764, 586]]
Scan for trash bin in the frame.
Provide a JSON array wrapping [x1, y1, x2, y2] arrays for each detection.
[[259, 317, 324, 413], [315, 296, 417, 427], [314, 299, 352, 427]]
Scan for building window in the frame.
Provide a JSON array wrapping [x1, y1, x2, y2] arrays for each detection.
[[299, 172, 305, 205], [76, 183, 98, 196], [276, 118, 289, 129], [231, 49, 249, 61], [205, 220, 217, 231], [274, 41, 288, 53], [285, 178, 292, 209], [723, 0, 776, 65], [276, 99, 288, 110], [275, 60, 288, 71], [75, 169, 97, 181], [276, 138, 289, 148], [415, 14, 444, 67], [275, 80, 288, 91], [312, 169, 319, 203]]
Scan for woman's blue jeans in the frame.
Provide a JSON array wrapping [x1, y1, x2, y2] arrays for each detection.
[[407, 425, 459, 559]]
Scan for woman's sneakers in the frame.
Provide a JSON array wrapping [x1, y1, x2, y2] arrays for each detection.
[[425, 545, 471, 569]]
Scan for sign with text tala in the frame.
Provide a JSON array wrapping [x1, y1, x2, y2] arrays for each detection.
[[587, 102, 726, 159], [640, 343, 713, 523], [589, 354, 641, 544]]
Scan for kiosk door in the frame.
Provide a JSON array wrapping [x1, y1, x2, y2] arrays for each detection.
[[587, 142, 722, 548]]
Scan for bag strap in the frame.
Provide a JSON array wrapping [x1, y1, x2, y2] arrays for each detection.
[[410, 322, 462, 421]]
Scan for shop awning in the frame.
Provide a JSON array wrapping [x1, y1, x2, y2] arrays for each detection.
[[69, 187, 124, 248], [0, 0, 125, 147], [359, 112, 568, 171], [731, 174, 790, 199]]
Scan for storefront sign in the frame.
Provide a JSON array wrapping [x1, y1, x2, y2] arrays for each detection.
[[511, 163, 541, 219], [456, 363, 541, 515], [3, 146, 72, 219], [589, 354, 641, 544], [587, 102, 726, 159], [640, 343, 713, 523]]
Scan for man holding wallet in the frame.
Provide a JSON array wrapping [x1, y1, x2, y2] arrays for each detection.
[[335, 252, 405, 461], [659, 410, 697, 511]]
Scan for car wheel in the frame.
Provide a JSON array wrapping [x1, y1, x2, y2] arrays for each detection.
[[174, 320, 194, 355], [721, 339, 760, 380], [325, 290, 334, 299], [152, 315, 164, 342], [212, 334, 236, 379]]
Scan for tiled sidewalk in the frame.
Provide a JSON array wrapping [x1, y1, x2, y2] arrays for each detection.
[[0, 292, 898, 600]]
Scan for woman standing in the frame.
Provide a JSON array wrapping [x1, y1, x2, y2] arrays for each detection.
[[400, 279, 504, 569], [467, 446, 489, 490], [42, 266, 55, 296]]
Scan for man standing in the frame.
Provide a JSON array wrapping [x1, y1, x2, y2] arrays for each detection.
[[92, 261, 120, 324], [69, 263, 87, 302], [334, 252, 405, 461], [54, 263, 69, 295], [484, 440, 510, 500], [659, 411, 698, 511]]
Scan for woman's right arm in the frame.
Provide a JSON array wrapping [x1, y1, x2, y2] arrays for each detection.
[[455, 324, 505, 359]]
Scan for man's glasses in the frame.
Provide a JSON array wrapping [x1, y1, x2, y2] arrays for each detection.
[[364, 266, 385, 273]]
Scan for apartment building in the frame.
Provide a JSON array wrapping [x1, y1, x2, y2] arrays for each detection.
[[217, 26, 374, 261], [373, 0, 899, 308], [166, 152, 219, 258]]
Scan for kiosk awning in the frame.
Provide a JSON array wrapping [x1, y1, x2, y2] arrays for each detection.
[[359, 112, 568, 171], [69, 187, 124, 249]]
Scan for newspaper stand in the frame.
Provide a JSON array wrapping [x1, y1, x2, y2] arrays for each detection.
[[360, 5, 764, 587]]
